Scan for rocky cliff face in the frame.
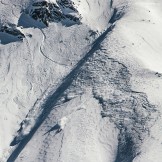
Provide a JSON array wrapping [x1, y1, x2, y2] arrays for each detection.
[[0, 24, 25, 41], [27, 0, 81, 26]]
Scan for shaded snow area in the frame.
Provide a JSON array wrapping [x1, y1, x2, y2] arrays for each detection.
[[0, 0, 162, 162]]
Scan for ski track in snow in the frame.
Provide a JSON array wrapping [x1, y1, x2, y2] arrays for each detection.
[[85, 0, 90, 10], [39, 29, 70, 67]]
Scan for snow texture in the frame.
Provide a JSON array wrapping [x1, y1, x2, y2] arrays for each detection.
[[0, 0, 162, 162]]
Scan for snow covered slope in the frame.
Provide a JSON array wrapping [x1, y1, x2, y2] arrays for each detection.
[[0, 0, 162, 162]]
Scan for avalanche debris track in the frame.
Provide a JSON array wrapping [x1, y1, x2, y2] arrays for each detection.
[[89, 53, 160, 162], [7, 4, 160, 162], [60, 50, 159, 162]]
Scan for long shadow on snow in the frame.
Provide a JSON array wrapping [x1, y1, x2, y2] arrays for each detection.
[[7, 5, 127, 161], [7, 24, 115, 162]]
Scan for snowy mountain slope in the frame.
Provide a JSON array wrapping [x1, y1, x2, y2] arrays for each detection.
[[0, 0, 162, 162], [10, 34, 160, 162], [0, 23, 95, 160], [0, 0, 113, 160], [14, 93, 119, 162]]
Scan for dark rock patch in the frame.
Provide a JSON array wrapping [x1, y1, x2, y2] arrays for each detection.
[[21, 0, 82, 27], [0, 24, 25, 44]]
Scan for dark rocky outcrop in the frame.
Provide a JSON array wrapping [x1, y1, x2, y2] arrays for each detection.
[[0, 24, 25, 40], [0, 24, 25, 44], [26, 0, 81, 26]]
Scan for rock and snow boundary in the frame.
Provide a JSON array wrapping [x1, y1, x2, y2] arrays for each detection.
[[0, 0, 162, 162]]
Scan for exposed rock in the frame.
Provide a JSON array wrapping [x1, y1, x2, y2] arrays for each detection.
[[57, 0, 77, 12], [0, 24, 25, 40], [27, 0, 81, 26]]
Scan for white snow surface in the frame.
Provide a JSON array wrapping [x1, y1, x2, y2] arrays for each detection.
[[0, 0, 162, 162], [15, 92, 119, 162]]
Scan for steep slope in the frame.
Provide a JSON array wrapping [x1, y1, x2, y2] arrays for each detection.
[[0, 0, 162, 162], [0, 0, 113, 160]]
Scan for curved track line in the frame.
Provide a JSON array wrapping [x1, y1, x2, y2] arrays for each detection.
[[39, 29, 70, 67]]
